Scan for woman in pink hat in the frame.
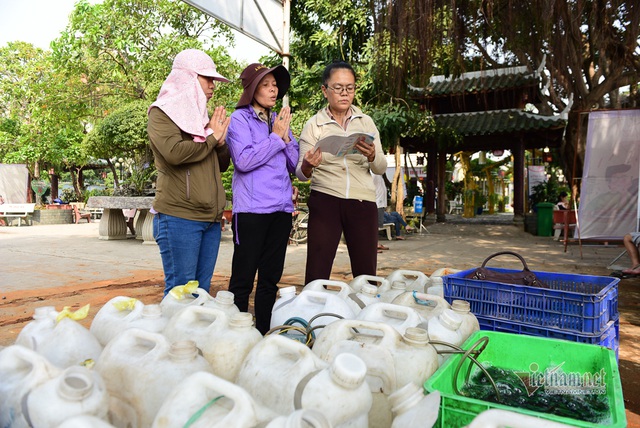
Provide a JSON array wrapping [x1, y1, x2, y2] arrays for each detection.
[[226, 62, 298, 334], [147, 49, 231, 296]]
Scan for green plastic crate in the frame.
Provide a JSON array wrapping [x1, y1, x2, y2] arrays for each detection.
[[424, 331, 625, 427]]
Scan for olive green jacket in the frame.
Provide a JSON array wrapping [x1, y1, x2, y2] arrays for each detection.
[[148, 107, 230, 222]]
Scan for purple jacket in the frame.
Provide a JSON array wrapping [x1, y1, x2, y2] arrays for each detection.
[[227, 106, 299, 214]]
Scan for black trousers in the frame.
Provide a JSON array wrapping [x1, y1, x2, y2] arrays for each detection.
[[228, 212, 292, 334], [305, 191, 378, 284]]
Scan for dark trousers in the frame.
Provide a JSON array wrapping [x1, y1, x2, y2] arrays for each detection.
[[305, 191, 378, 284], [228, 212, 292, 334]]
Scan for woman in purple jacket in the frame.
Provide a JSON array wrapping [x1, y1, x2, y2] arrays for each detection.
[[226, 63, 298, 334]]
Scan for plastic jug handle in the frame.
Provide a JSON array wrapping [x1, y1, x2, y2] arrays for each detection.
[[110, 328, 170, 358], [366, 302, 414, 318], [335, 319, 402, 347]]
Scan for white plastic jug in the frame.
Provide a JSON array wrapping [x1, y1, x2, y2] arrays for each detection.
[[163, 305, 229, 346], [270, 289, 356, 330], [16, 305, 103, 368], [312, 320, 439, 428], [389, 383, 440, 428], [95, 329, 212, 428], [348, 283, 381, 312], [391, 291, 450, 323], [379, 280, 408, 303], [160, 282, 214, 319], [356, 302, 425, 336], [58, 415, 116, 428], [350, 274, 391, 294], [236, 335, 328, 416], [204, 290, 241, 317], [265, 410, 331, 428], [26, 365, 109, 426], [385, 270, 430, 292], [200, 312, 263, 382], [90, 296, 145, 346], [297, 352, 372, 428], [0, 345, 61, 428], [127, 304, 169, 334], [425, 276, 444, 297], [427, 308, 464, 366], [152, 371, 277, 428], [451, 299, 480, 343], [303, 279, 359, 314]]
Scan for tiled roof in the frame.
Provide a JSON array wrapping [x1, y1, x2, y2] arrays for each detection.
[[433, 109, 565, 136], [409, 66, 539, 96]]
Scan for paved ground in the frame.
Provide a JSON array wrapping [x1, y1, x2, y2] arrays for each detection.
[[0, 216, 638, 426]]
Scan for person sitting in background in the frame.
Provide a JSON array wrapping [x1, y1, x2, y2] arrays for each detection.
[[556, 191, 569, 210], [384, 211, 414, 240], [621, 232, 640, 275]]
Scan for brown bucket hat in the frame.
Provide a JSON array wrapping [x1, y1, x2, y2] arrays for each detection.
[[236, 63, 290, 108]]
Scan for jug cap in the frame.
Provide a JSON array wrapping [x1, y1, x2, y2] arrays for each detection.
[[58, 366, 95, 401], [451, 300, 471, 313], [330, 353, 367, 389], [142, 304, 162, 318], [403, 327, 429, 345], [439, 309, 462, 330], [169, 340, 199, 360], [360, 283, 378, 297], [33, 306, 56, 319], [280, 286, 297, 297], [230, 312, 254, 328], [391, 280, 406, 290], [215, 290, 235, 305]]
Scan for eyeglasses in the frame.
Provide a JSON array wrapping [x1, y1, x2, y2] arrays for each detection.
[[325, 84, 356, 94]]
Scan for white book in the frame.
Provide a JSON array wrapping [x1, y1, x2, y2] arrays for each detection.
[[314, 132, 374, 157]]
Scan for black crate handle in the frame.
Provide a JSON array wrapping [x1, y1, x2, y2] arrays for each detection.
[[480, 251, 531, 271]]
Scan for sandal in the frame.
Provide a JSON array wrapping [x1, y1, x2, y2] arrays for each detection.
[[396, 236, 405, 241], [377, 244, 390, 250], [622, 264, 640, 275], [377, 250, 383, 254]]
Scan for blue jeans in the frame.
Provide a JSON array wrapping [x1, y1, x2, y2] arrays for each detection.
[[383, 211, 408, 236], [153, 213, 222, 296]]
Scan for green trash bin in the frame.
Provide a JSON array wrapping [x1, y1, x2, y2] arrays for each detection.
[[536, 202, 555, 236]]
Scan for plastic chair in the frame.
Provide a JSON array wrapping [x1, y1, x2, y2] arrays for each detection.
[[552, 210, 580, 254], [73, 205, 91, 224]]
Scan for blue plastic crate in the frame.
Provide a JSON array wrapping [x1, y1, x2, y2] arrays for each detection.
[[443, 268, 618, 334], [477, 316, 619, 359]]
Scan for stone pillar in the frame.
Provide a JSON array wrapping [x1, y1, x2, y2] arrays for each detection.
[[98, 209, 127, 240], [141, 210, 156, 245]]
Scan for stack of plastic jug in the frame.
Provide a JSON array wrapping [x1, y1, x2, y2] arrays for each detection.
[[297, 352, 373, 428], [16, 305, 103, 368], [391, 291, 450, 326], [350, 274, 391, 294], [200, 312, 263, 382], [204, 290, 241, 317], [356, 302, 424, 335], [427, 308, 464, 366], [236, 335, 328, 416], [388, 383, 440, 428], [90, 297, 145, 346], [379, 280, 408, 303], [152, 371, 278, 428], [302, 279, 360, 315], [0, 345, 61, 428], [270, 288, 356, 330], [163, 305, 229, 347], [312, 320, 439, 428], [160, 280, 213, 318], [451, 299, 480, 343], [95, 329, 212, 427], [26, 365, 109, 426], [385, 270, 429, 293]]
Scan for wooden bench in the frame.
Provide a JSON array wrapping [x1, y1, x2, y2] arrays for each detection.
[[0, 203, 36, 226]]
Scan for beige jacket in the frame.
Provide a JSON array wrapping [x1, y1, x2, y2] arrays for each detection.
[[295, 106, 387, 201], [148, 107, 230, 222]]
